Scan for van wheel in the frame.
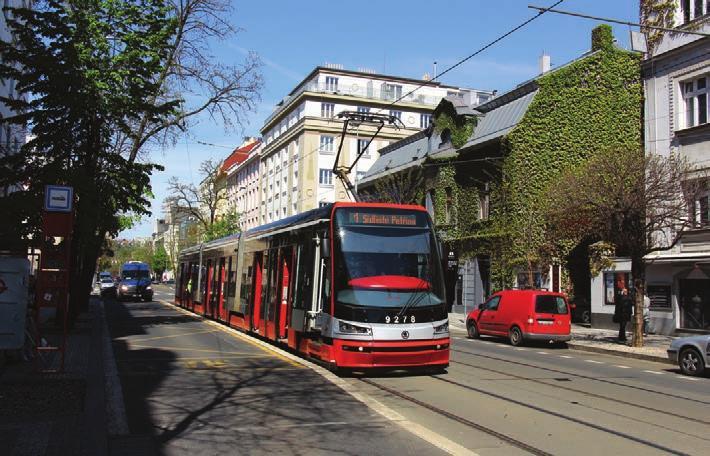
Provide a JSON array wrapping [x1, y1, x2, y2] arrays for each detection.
[[467, 321, 480, 339], [509, 326, 523, 346]]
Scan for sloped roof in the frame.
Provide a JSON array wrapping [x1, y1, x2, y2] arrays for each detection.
[[359, 132, 431, 185], [222, 140, 261, 173], [462, 89, 538, 150]]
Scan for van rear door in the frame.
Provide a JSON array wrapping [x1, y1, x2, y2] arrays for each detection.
[[532, 295, 570, 335]]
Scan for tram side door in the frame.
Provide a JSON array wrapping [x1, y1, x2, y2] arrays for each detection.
[[250, 253, 264, 332], [277, 247, 292, 340], [218, 257, 226, 322], [205, 260, 213, 317], [263, 249, 280, 340]]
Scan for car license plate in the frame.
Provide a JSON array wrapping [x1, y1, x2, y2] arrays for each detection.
[[538, 320, 553, 325]]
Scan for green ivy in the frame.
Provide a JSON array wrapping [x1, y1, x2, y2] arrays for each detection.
[[640, 0, 677, 53], [478, 30, 642, 288], [591, 24, 614, 52], [434, 113, 476, 149], [430, 161, 481, 250]]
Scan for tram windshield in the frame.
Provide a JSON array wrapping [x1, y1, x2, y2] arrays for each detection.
[[333, 207, 445, 309]]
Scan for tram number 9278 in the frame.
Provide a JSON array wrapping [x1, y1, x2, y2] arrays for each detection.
[[385, 315, 415, 324]]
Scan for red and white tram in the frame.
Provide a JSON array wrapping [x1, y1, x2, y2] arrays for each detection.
[[175, 202, 449, 372]]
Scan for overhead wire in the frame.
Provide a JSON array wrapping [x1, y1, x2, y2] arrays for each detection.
[[374, 0, 567, 114], [231, 0, 569, 222]]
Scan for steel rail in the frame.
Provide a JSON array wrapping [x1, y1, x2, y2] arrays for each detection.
[[359, 378, 554, 456]]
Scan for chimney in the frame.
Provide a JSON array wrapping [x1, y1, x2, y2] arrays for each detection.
[[539, 53, 551, 74]]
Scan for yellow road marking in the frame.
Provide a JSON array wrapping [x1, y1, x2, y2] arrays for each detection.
[[157, 300, 303, 368], [126, 343, 270, 356], [118, 355, 271, 362], [129, 329, 219, 343]]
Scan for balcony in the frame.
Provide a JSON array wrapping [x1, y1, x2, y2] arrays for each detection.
[[263, 82, 445, 128]]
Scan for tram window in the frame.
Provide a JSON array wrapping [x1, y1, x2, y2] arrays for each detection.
[[294, 242, 314, 309], [267, 250, 279, 320], [228, 256, 236, 298], [239, 258, 253, 314], [319, 258, 331, 314], [201, 261, 209, 301], [260, 251, 270, 320]]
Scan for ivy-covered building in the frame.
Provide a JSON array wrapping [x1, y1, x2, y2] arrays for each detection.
[[360, 26, 643, 320]]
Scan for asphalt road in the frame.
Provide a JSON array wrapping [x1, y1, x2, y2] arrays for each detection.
[[105, 286, 448, 456], [354, 329, 710, 455], [107, 285, 710, 455]]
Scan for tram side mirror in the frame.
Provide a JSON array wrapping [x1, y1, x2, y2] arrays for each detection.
[[320, 234, 330, 259]]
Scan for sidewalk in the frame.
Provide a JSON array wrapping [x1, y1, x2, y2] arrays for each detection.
[[0, 295, 109, 456], [448, 312, 673, 364]]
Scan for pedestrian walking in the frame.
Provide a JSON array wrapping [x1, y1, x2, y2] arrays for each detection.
[[613, 273, 632, 342]]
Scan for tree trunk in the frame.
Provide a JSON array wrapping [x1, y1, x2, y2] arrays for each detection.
[[631, 254, 645, 347]]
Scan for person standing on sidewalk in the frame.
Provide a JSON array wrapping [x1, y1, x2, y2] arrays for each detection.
[[613, 273, 633, 342]]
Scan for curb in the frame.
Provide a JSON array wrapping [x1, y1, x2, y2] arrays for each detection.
[[567, 342, 672, 364]]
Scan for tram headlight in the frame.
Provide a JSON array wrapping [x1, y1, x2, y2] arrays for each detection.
[[434, 322, 449, 334], [338, 321, 372, 335]]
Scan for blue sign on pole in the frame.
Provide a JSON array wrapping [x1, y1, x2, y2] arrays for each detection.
[[44, 185, 73, 212]]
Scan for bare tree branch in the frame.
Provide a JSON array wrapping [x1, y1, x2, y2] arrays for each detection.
[[116, 0, 263, 163]]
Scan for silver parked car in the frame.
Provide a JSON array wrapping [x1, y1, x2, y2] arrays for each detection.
[[668, 335, 710, 376]]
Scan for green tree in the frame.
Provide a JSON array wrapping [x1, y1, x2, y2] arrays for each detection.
[[204, 210, 240, 242], [0, 0, 261, 315], [0, 1, 174, 315], [545, 147, 707, 346], [152, 244, 169, 276]]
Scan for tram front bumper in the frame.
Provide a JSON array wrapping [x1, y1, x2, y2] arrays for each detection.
[[333, 338, 450, 368]]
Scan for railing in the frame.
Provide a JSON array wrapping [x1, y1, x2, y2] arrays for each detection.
[[263, 82, 445, 128]]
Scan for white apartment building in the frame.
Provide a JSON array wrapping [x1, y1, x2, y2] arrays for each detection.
[[641, 0, 710, 334], [224, 138, 262, 231], [1, 1, 29, 196], [258, 65, 493, 225]]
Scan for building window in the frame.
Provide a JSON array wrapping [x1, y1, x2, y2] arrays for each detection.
[[682, 76, 708, 128], [390, 110, 402, 121], [382, 83, 403, 101], [680, 0, 709, 24], [357, 106, 370, 113], [325, 76, 338, 92], [420, 114, 431, 129], [445, 187, 453, 224], [319, 168, 333, 186], [478, 185, 489, 220], [690, 193, 710, 227], [321, 102, 334, 118], [319, 135, 335, 153], [357, 138, 370, 158]]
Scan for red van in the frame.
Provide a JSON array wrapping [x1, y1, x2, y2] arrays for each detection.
[[466, 290, 572, 346]]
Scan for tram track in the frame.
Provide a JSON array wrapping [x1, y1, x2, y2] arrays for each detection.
[[359, 377, 555, 456], [449, 357, 710, 427], [451, 346, 710, 406], [428, 375, 691, 456]]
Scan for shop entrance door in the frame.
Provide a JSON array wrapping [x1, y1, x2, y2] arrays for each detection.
[[679, 279, 710, 330]]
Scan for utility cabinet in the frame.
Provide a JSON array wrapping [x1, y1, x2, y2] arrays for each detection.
[[0, 257, 30, 349]]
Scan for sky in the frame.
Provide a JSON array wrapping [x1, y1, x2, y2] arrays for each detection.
[[121, 0, 641, 239]]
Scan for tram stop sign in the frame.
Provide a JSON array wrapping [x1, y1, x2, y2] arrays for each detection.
[[45, 185, 73, 212]]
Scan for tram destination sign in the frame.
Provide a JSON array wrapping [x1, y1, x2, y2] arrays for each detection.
[[346, 211, 421, 227]]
